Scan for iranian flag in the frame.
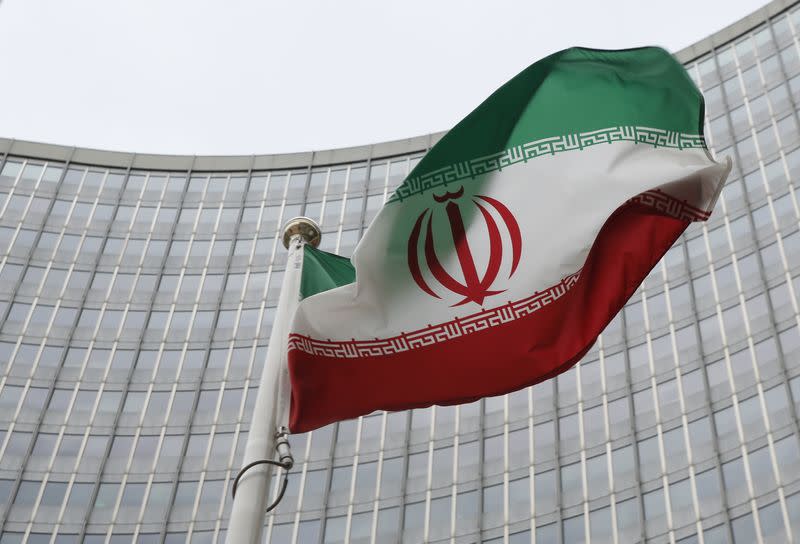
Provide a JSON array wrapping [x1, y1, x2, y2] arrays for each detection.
[[287, 47, 730, 433]]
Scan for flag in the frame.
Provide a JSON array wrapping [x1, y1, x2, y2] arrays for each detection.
[[286, 47, 730, 433]]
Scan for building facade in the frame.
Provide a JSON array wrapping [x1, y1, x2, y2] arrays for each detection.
[[2, 1, 800, 542]]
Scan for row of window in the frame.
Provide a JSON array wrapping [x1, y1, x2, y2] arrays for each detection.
[[2, 433, 798, 540], [0, 155, 419, 210], [0, 297, 796, 425], [0, 228, 791, 334], [0, 384, 256, 429], [3, 368, 798, 492], [1, 357, 798, 469], [0, 496, 796, 544], [0, 328, 792, 431], [0, 196, 374, 239], [705, 55, 800, 121], [696, 11, 797, 86], [0, 221, 785, 306]]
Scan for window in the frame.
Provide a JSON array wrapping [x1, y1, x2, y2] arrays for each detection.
[[613, 445, 635, 491], [406, 451, 427, 494], [731, 512, 757, 544], [376, 507, 400, 540], [662, 426, 687, 473], [144, 482, 171, 520], [670, 477, 693, 523], [748, 445, 776, 496], [722, 457, 748, 505], [616, 497, 640, 540], [13, 480, 40, 506], [79, 435, 108, 473], [22, 387, 48, 413], [302, 470, 326, 510], [31, 433, 57, 461], [120, 482, 146, 508], [589, 506, 612, 543], [759, 500, 785, 541], [186, 433, 209, 463], [562, 514, 585, 544], [207, 433, 233, 470], [65, 482, 93, 514], [169, 480, 198, 522], [508, 476, 530, 523], [93, 483, 120, 522], [586, 453, 608, 500], [534, 470, 556, 514], [457, 441, 479, 483], [109, 435, 134, 464], [198, 479, 223, 512], [607, 397, 630, 440], [0, 385, 23, 412], [131, 435, 158, 472], [144, 392, 169, 424], [56, 435, 82, 460]]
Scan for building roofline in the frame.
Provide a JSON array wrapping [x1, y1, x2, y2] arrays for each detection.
[[674, 0, 797, 63], [0, 133, 446, 172], [1, 0, 796, 172]]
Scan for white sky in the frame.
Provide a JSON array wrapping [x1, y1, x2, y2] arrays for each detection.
[[0, 0, 768, 155]]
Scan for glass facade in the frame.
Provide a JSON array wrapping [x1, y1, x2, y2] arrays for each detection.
[[2, 2, 800, 542]]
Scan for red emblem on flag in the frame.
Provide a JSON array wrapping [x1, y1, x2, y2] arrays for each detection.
[[407, 186, 522, 306]]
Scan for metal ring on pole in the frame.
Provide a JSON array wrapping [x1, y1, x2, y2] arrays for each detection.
[[282, 216, 321, 249]]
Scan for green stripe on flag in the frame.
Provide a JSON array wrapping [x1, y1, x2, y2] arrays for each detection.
[[300, 245, 356, 299], [395, 47, 705, 202]]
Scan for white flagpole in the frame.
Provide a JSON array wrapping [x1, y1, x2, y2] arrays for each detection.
[[226, 217, 321, 544]]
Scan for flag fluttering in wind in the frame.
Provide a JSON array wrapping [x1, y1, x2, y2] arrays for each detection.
[[286, 47, 730, 433]]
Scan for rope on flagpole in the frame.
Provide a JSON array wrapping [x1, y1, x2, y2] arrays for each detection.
[[231, 427, 294, 512], [231, 459, 289, 511]]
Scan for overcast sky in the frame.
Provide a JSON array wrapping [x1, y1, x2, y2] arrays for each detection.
[[0, 0, 768, 155]]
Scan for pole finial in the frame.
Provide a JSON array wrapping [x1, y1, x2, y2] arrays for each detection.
[[282, 216, 321, 249]]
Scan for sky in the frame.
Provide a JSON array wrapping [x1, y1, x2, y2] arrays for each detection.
[[0, 0, 769, 156]]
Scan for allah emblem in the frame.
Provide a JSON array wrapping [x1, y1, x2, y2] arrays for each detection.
[[407, 186, 522, 306]]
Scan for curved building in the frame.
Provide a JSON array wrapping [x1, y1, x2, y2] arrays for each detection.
[[2, 1, 800, 543]]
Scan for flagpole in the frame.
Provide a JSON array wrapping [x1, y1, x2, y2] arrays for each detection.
[[226, 217, 321, 544]]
